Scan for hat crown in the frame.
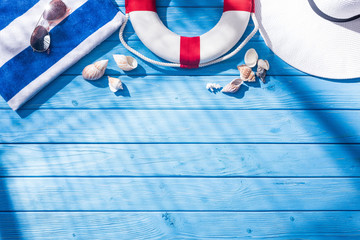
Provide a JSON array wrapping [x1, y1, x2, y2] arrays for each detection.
[[314, 0, 360, 19]]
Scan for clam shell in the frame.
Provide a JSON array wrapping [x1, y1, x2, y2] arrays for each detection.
[[108, 76, 123, 92], [82, 60, 108, 81], [221, 78, 243, 93], [257, 59, 270, 71], [237, 64, 256, 82], [244, 48, 258, 68], [113, 54, 138, 71]]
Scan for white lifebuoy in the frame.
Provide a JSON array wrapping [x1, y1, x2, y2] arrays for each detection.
[[122, 0, 256, 68]]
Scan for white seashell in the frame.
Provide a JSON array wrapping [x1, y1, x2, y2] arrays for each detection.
[[222, 78, 243, 94], [108, 76, 123, 92], [113, 54, 138, 71], [244, 48, 258, 68], [237, 64, 256, 82], [206, 83, 221, 92], [82, 60, 108, 81], [257, 59, 270, 71]]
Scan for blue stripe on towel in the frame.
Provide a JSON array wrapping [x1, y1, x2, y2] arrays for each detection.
[[0, 0, 119, 102], [0, 0, 40, 31]]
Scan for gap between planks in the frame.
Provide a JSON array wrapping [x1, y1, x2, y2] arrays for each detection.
[[0, 210, 360, 212], [0, 176, 360, 178]]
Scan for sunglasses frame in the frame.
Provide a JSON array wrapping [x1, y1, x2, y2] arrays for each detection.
[[30, 24, 51, 53], [30, 0, 70, 53]]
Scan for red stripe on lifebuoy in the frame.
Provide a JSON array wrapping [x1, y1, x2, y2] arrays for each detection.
[[180, 36, 200, 69], [126, 0, 156, 13], [223, 0, 254, 13]]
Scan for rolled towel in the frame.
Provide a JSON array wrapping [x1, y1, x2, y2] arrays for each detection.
[[0, 0, 124, 110]]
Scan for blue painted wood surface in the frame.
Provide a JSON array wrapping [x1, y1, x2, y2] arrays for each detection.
[[1, 0, 360, 239]]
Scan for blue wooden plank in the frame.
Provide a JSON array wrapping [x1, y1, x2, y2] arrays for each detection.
[[0, 212, 359, 239], [0, 0, 358, 239], [0, 144, 359, 177], [1, 110, 360, 143], [0, 178, 359, 210], [0, 75, 358, 110]]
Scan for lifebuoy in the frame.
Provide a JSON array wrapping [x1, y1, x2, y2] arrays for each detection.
[[120, 0, 257, 68]]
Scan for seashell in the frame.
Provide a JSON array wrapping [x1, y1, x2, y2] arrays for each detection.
[[108, 76, 123, 92], [206, 83, 221, 92], [237, 64, 256, 82], [82, 60, 108, 81], [256, 59, 270, 83], [244, 48, 258, 68], [257, 59, 270, 71], [113, 54, 138, 71], [256, 68, 267, 83], [221, 78, 243, 94]]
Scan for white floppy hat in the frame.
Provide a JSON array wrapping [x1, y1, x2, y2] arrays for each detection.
[[255, 0, 360, 79]]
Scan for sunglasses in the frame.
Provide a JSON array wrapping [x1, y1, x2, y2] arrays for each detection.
[[30, 0, 70, 53]]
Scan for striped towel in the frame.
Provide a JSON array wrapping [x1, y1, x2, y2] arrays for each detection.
[[0, 0, 124, 110]]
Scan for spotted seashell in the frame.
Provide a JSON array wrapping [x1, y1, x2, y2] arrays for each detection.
[[82, 60, 108, 81], [237, 64, 256, 82], [113, 54, 138, 71], [244, 48, 258, 68], [108, 76, 123, 92], [221, 78, 243, 94], [256, 59, 270, 83]]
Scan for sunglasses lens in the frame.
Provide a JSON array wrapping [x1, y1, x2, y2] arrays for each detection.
[[43, 0, 67, 21], [30, 26, 50, 52]]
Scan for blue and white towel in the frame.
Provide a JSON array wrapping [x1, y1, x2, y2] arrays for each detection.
[[0, 0, 124, 110]]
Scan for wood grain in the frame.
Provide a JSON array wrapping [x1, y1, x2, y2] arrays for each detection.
[[1, 1, 359, 239], [0, 212, 359, 239], [1, 110, 360, 143], [0, 178, 359, 210], [0, 144, 359, 177], [0, 75, 358, 110]]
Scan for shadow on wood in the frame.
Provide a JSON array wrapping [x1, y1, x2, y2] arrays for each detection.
[[0, 150, 23, 239]]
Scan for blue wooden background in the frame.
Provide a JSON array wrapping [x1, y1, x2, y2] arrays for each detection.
[[1, 0, 360, 239]]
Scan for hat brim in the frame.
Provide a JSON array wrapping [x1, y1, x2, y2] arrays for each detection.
[[255, 0, 360, 79]]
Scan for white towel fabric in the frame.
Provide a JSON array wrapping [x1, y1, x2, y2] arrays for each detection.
[[0, 0, 124, 110]]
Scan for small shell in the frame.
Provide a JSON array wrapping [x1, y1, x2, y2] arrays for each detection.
[[113, 54, 138, 71], [257, 59, 270, 71], [221, 78, 243, 93], [82, 60, 108, 81], [206, 83, 222, 92], [244, 48, 258, 68], [256, 59, 270, 83], [256, 68, 267, 83], [108, 76, 123, 92], [237, 64, 256, 82]]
